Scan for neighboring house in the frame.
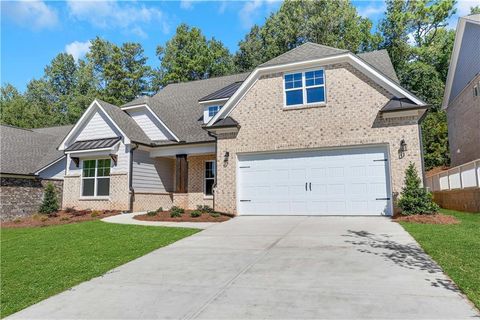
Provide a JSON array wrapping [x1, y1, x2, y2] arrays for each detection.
[[59, 42, 428, 216], [443, 13, 480, 167], [425, 14, 480, 212], [0, 124, 72, 220]]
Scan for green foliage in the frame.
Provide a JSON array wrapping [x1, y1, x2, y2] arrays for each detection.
[[209, 212, 221, 218], [156, 207, 164, 213], [397, 163, 439, 215], [90, 211, 101, 218], [190, 210, 202, 218], [0, 221, 199, 317], [39, 183, 59, 214], [170, 206, 185, 217], [147, 211, 158, 216], [422, 111, 450, 169], [196, 205, 214, 213], [471, 6, 480, 14]]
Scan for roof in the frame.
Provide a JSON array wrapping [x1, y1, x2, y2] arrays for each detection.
[[260, 42, 348, 67], [0, 124, 72, 175], [95, 99, 151, 145], [443, 14, 480, 108], [208, 117, 239, 128], [144, 73, 250, 144], [199, 81, 244, 102], [65, 137, 121, 152], [357, 50, 400, 84], [380, 97, 429, 112], [121, 96, 150, 108]]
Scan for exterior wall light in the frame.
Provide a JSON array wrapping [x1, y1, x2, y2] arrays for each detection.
[[399, 139, 407, 159], [224, 151, 230, 164]]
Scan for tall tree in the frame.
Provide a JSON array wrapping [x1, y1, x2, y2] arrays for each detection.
[[155, 24, 234, 87]]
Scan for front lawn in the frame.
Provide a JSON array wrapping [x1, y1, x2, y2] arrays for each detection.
[[0, 221, 199, 317], [399, 209, 480, 309]]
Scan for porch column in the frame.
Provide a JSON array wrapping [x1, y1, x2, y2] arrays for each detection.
[[175, 154, 188, 193]]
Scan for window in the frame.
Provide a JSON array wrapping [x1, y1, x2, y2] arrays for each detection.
[[474, 85, 479, 97], [204, 105, 222, 123], [204, 160, 216, 196], [82, 159, 111, 197], [284, 69, 325, 107]]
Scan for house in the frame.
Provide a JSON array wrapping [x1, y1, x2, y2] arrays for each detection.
[[0, 124, 72, 220], [442, 13, 480, 167], [58, 42, 428, 216], [425, 14, 480, 212]]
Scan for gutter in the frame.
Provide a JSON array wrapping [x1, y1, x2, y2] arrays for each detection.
[[128, 143, 139, 213]]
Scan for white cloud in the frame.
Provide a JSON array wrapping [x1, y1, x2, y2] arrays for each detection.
[[239, 0, 280, 29], [456, 0, 478, 16], [131, 26, 148, 39], [65, 40, 91, 61], [180, 0, 193, 10], [218, 1, 228, 14], [2, 0, 58, 30], [66, 0, 169, 34], [357, 2, 386, 19]]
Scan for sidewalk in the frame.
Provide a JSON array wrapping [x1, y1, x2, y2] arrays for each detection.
[[102, 212, 220, 229]]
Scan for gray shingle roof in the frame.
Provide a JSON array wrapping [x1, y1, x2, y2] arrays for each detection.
[[209, 117, 239, 128], [198, 81, 244, 102], [121, 96, 150, 108], [357, 50, 400, 84], [95, 99, 151, 145], [145, 73, 250, 144], [1, 124, 72, 175], [381, 97, 429, 112], [260, 42, 348, 67]]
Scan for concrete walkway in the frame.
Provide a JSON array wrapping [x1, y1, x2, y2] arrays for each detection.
[[9, 216, 478, 319], [102, 212, 220, 229]]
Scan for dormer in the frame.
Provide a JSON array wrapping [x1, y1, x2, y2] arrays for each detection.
[[198, 81, 243, 123]]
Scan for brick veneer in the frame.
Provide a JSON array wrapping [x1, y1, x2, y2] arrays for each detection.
[[133, 193, 173, 212], [62, 173, 129, 211], [447, 74, 480, 167], [215, 63, 423, 214], [186, 154, 215, 209], [0, 177, 63, 221]]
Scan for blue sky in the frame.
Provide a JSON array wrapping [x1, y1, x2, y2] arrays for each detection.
[[1, 0, 477, 92]]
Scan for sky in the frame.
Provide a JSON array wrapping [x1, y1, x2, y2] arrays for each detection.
[[1, 0, 478, 92]]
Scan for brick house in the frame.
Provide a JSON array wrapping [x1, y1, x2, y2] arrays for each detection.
[[55, 42, 428, 216]]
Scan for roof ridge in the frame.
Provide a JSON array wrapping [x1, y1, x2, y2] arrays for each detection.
[[307, 42, 349, 52], [0, 124, 34, 132], [164, 72, 251, 87]]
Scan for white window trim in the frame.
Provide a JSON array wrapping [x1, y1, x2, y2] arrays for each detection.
[[203, 104, 223, 124], [204, 160, 216, 198], [283, 68, 326, 108], [80, 159, 111, 199]]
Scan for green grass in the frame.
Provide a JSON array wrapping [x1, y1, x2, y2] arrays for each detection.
[[0, 221, 199, 317], [399, 209, 480, 309]]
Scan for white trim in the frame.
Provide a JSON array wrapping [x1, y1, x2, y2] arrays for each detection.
[[283, 68, 326, 108], [204, 160, 216, 197], [59, 100, 130, 150], [34, 156, 66, 175], [122, 103, 180, 142], [207, 53, 426, 126], [442, 14, 480, 109], [199, 97, 229, 105], [150, 142, 215, 157]]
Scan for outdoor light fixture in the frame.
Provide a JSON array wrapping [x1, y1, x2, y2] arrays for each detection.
[[399, 139, 407, 159], [224, 151, 230, 164]]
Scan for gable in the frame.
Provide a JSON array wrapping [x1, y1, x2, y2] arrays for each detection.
[[125, 106, 177, 142], [74, 110, 120, 141]]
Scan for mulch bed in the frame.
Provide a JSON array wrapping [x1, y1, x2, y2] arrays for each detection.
[[2, 210, 120, 228], [394, 214, 460, 225], [134, 210, 230, 223]]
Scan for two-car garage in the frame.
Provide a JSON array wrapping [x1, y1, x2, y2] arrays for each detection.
[[237, 146, 392, 216]]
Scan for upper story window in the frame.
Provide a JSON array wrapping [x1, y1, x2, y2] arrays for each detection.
[[284, 69, 325, 107], [204, 105, 222, 123], [82, 159, 111, 197]]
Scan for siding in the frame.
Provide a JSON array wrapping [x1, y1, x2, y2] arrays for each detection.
[[38, 157, 66, 180], [75, 111, 119, 141], [132, 150, 174, 193], [128, 109, 173, 141]]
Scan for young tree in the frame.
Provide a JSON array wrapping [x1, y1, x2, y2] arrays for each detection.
[[39, 183, 59, 214], [397, 163, 439, 215]]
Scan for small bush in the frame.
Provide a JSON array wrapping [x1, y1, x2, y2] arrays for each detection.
[[170, 206, 184, 218], [397, 163, 440, 215], [13, 218, 22, 224], [64, 207, 75, 213], [190, 210, 202, 218], [91, 211, 101, 218], [197, 205, 214, 213], [156, 207, 163, 213], [40, 216, 48, 222], [32, 213, 42, 221], [60, 217, 70, 221], [147, 211, 157, 216], [39, 183, 59, 214], [210, 212, 220, 218], [72, 210, 89, 217]]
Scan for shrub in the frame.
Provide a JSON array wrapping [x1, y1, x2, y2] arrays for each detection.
[[60, 217, 70, 221], [39, 183, 59, 214], [397, 163, 440, 215], [32, 213, 42, 221], [156, 207, 163, 213], [170, 206, 184, 217], [64, 207, 75, 213], [147, 211, 157, 216], [40, 216, 48, 222], [13, 218, 22, 224], [190, 210, 202, 218], [91, 211, 101, 218], [197, 205, 214, 213], [210, 212, 220, 218]]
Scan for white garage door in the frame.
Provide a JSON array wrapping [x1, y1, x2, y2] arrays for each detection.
[[237, 146, 391, 216]]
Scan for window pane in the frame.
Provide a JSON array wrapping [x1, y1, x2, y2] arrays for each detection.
[[284, 73, 302, 89], [82, 179, 94, 196], [205, 161, 215, 179], [205, 179, 214, 196], [306, 87, 325, 103], [97, 159, 111, 177], [305, 70, 324, 87], [83, 160, 95, 177], [97, 178, 110, 196], [208, 106, 220, 117], [286, 89, 303, 106]]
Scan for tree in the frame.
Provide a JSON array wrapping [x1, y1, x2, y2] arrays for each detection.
[[155, 24, 234, 87], [235, 0, 378, 71], [39, 183, 59, 214], [471, 6, 480, 14], [397, 163, 439, 215], [0, 84, 41, 128]]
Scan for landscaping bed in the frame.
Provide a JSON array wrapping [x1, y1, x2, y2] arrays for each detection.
[[2, 209, 120, 228], [134, 206, 230, 222], [394, 213, 459, 224]]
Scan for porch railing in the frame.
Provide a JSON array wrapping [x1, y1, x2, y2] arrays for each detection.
[[426, 159, 480, 192]]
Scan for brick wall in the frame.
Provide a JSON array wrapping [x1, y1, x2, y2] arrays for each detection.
[[215, 63, 423, 214], [186, 154, 215, 209], [0, 177, 63, 221], [133, 193, 173, 212], [447, 74, 480, 167]]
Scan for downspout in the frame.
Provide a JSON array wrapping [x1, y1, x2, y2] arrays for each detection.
[[129, 143, 139, 213], [207, 130, 218, 210]]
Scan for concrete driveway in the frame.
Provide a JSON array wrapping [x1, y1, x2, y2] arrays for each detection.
[[10, 216, 478, 319]]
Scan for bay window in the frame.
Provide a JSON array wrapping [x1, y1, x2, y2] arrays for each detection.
[[82, 159, 111, 197], [284, 69, 325, 107]]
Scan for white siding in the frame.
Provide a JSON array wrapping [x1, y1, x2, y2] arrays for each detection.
[[75, 111, 118, 141], [38, 157, 66, 180], [128, 109, 172, 141], [132, 150, 174, 193]]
